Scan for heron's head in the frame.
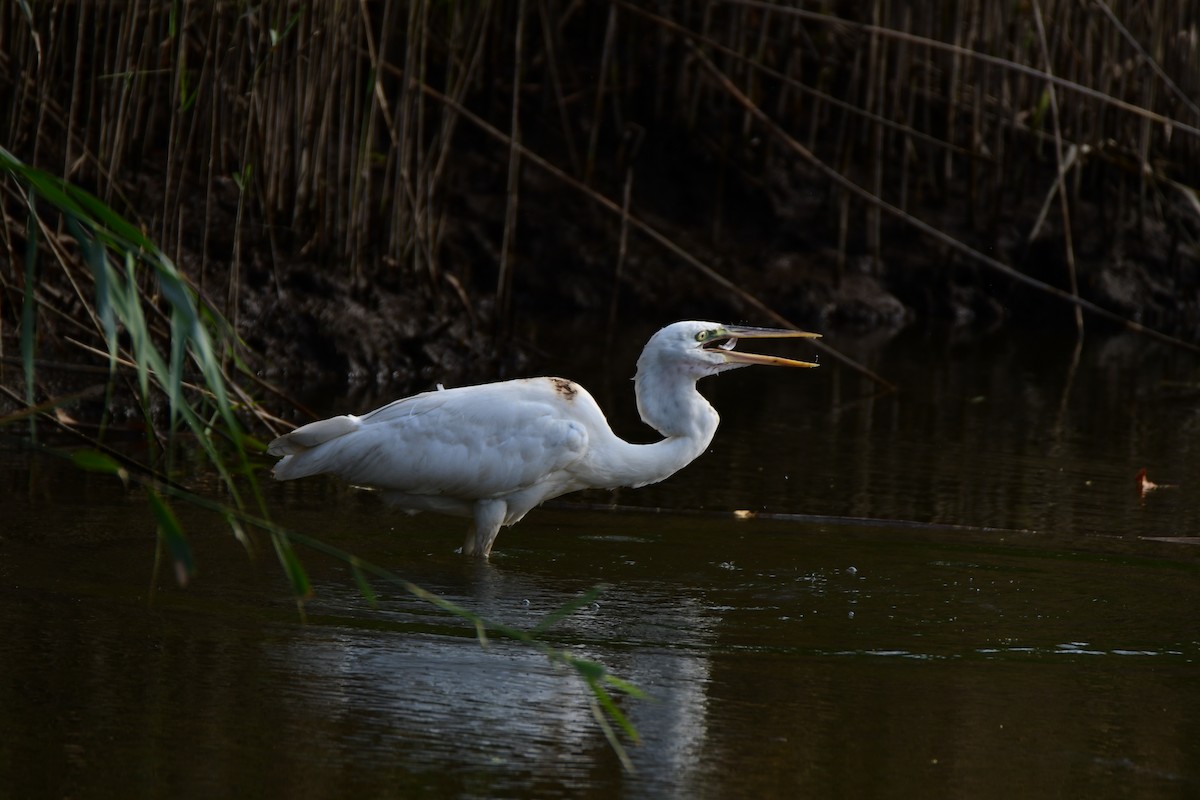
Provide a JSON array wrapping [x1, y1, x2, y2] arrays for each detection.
[[640, 321, 821, 379]]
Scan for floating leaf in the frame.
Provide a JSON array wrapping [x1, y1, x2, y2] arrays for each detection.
[[1137, 467, 1179, 499]]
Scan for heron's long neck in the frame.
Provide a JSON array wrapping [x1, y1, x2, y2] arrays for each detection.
[[589, 366, 719, 489]]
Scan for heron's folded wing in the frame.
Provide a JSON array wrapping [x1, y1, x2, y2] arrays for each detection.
[[317, 382, 591, 498]]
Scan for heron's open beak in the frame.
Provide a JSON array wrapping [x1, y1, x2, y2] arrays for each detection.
[[713, 325, 821, 368]]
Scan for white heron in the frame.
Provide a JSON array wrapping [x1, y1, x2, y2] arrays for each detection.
[[267, 321, 819, 557]]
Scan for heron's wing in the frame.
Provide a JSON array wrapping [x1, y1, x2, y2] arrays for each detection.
[[278, 379, 594, 498]]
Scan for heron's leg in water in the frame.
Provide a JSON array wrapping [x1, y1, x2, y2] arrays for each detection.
[[473, 499, 508, 557]]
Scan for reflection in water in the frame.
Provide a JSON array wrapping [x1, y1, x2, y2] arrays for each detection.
[[272, 574, 718, 797], [2, 324, 1200, 797]]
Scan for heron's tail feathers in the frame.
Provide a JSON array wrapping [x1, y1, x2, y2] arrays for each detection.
[[267, 416, 360, 479], [268, 416, 358, 455]]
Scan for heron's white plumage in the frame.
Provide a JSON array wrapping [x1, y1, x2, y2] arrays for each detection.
[[268, 320, 819, 556]]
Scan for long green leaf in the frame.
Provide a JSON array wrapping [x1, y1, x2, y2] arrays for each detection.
[[532, 585, 605, 634], [224, 512, 255, 556], [585, 681, 637, 773], [147, 488, 195, 587], [603, 673, 648, 700], [167, 307, 188, 434], [350, 557, 378, 608], [1, 148, 88, 222], [121, 253, 152, 398], [70, 449, 129, 488], [65, 216, 117, 356], [587, 677, 641, 745], [271, 531, 312, 600]]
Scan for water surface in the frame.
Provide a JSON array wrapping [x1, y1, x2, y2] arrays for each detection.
[[2, 323, 1198, 798]]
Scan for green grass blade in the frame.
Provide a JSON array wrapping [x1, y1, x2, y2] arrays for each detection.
[[587, 676, 641, 745], [71, 449, 130, 487], [1, 147, 87, 220], [0, 148, 142, 255], [474, 619, 490, 648], [223, 512, 255, 556], [147, 488, 195, 587], [65, 216, 117, 356], [350, 557, 378, 607], [167, 308, 188, 432], [115, 260, 154, 400], [585, 679, 637, 773], [271, 531, 312, 600], [602, 673, 648, 700], [532, 585, 605, 634]]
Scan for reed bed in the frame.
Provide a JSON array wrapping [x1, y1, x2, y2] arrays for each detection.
[[3, 0, 1199, 375]]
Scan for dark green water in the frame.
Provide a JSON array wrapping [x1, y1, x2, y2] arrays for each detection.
[[2, 323, 1199, 798]]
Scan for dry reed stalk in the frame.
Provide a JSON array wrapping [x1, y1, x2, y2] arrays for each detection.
[[421, 0, 496, 279], [748, 2, 773, 139], [396, 0, 424, 271], [943, 1, 964, 185], [62, 3, 87, 181], [686, 0, 716, 131], [537, 0, 582, 176], [687, 36, 1200, 355], [773, 0, 1200, 138], [496, 0, 528, 339], [408, 76, 894, 387], [867, 0, 885, 268], [586, 1, 619, 185], [623, 2, 973, 160], [1031, 0, 1082, 335], [609, 134, 636, 330]]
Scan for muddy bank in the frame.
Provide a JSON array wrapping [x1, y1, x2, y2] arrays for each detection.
[[229, 142, 1197, 395], [150, 153, 1200, 400]]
